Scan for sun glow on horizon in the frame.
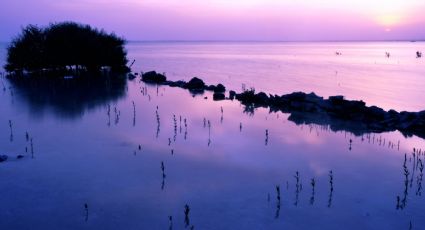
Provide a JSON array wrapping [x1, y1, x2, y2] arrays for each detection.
[[1, 0, 425, 41], [52, 0, 424, 27]]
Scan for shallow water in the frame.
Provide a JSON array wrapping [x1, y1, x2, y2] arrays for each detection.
[[0, 42, 425, 230]]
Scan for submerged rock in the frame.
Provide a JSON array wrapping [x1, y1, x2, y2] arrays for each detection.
[[0, 155, 8, 162]]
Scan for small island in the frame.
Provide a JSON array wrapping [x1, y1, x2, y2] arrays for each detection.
[[4, 22, 129, 75]]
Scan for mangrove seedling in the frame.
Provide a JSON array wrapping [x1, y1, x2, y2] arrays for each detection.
[[184, 204, 190, 227]]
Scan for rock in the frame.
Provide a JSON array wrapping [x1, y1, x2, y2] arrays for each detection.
[[255, 92, 269, 104], [364, 106, 386, 122], [328, 95, 345, 104], [235, 90, 270, 105], [205, 84, 225, 92], [282, 92, 307, 101], [304, 92, 323, 103], [142, 71, 167, 83], [229, 90, 236, 100], [284, 92, 324, 112], [185, 77, 205, 90], [213, 92, 225, 101], [0, 155, 8, 162], [382, 109, 400, 125], [236, 89, 256, 103], [418, 110, 425, 119], [341, 101, 366, 116], [214, 84, 226, 93], [397, 111, 419, 129], [168, 80, 186, 87]]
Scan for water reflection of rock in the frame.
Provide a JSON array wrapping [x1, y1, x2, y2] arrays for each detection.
[[288, 111, 398, 139], [7, 74, 127, 119], [141, 73, 425, 140]]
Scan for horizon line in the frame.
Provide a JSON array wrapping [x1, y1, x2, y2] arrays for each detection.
[[1, 39, 424, 44], [127, 39, 424, 43]]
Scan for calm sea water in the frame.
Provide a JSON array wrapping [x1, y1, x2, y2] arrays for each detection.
[[127, 41, 425, 112], [0, 42, 424, 230]]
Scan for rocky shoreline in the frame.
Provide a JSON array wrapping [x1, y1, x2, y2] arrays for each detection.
[[140, 71, 425, 139]]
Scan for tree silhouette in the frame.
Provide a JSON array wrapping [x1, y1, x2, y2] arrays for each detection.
[[5, 22, 129, 74]]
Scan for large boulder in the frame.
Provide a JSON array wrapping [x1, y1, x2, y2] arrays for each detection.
[[397, 111, 419, 130], [236, 90, 255, 103], [304, 92, 323, 103], [142, 71, 167, 83], [255, 92, 269, 105], [364, 106, 386, 122], [229, 90, 236, 100], [328, 95, 345, 104], [214, 84, 226, 93], [325, 96, 367, 119], [289, 101, 318, 112], [185, 77, 206, 90], [281, 92, 308, 101], [235, 90, 269, 105]]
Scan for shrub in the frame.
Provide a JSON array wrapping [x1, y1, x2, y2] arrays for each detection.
[[5, 22, 129, 74]]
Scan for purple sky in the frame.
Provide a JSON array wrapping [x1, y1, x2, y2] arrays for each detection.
[[1, 0, 425, 42]]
